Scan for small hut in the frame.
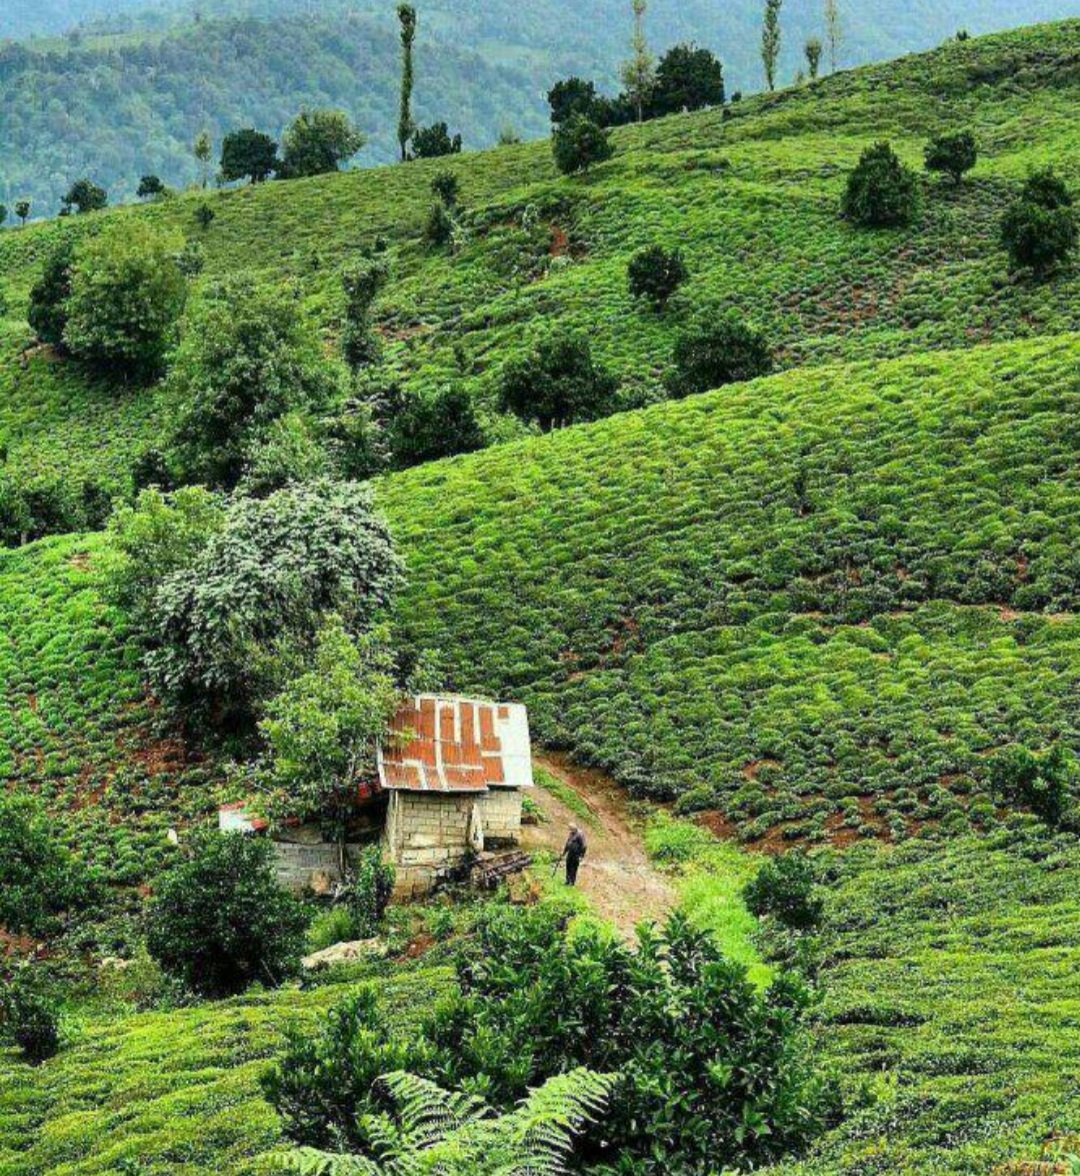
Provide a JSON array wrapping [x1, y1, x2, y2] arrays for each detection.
[[379, 695, 534, 896]]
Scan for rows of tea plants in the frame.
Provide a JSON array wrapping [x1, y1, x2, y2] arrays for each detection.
[[381, 334, 1080, 835], [769, 824, 1080, 1174], [0, 23, 1077, 495]]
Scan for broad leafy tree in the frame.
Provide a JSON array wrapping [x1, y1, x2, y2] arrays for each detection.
[[136, 174, 166, 199], [628, 244, 688, 309], [27, 240, 75, 346], [548, 77, 599, 125], [411, 122, 462, 159], [146, 831, 307, 997], [553, 114, 614, 176], [841, 141, 918, 227], [500, 335, 619, 430], [668, 313, 773, 397], [924, 130, 976, 185], [61, 178, 107, 214], [172, 279, 339, 487], [1001, 168, 1077, 278], [14, 200, 31, 226], [389, 384, 485, 467], [650, 44, 724, 117], [146, 480, 402, 727], [220, 128, 279, 183], [63, 224, 187, 379], [280, 109, 365, 178]]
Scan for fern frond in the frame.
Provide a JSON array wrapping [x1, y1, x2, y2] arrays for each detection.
[[272, 1146, 383, 1176]]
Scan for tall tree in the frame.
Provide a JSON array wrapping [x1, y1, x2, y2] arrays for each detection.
[[824, 0, 842, 73], [193, 130, 212, 188], [14, 200, 30, 226], [397, 4, 418, 162], [804, 37, 822, 79], [620, 0, 655, 124], [762, 0, 783, 92]]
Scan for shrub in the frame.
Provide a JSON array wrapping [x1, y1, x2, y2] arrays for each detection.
[[63, 223, 187, 379], [628, 244, 689, 309], [0, 963, 61, 1062], [743, 851, 824, 930], [411, 122, 462, 159], [171, 278, 339, 488], [667, 313, 773, 398], [194, 203, 215, 230], [423, 201, 455, 248], [345, 844, 396, 937], [424, 906, 838, 1171], [990, 744, 1075, 828], [136, 174, 166, 199], [27, 239, 75, 347], [264, 986, 432, 1149], [431, 170, 460, 207], [841, 141, 919, 227], [306, 905, 358, 954], [1001, 169, 1077, 278], [552, 115, 613, 176], [923, 131, 976, 185], [341, 257, 389, 370], [0, 792, 91, 937], [146, 480, 402, 727], [146, 830, 307, 997], [499, 335, 619, 431], [389, 385, 484, 467], [238, 412, 330, 495]]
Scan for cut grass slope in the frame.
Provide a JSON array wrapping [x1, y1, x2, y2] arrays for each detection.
[[380, 333, 1080, 838], [0, 21, 1079, 496]]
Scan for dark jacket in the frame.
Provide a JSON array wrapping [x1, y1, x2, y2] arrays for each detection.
[[564, 830, 587, 861]]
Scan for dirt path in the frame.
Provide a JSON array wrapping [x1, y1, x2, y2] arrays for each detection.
[[522, 753, 676, 938]]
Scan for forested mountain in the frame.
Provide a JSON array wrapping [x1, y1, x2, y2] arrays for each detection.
[[2, 0, 1078, 212]]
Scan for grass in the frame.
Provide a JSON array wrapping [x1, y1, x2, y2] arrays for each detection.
[[534, 767, 601, 829]]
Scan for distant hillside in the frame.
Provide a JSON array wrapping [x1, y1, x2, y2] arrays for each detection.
[[3, 0, 1079, 211]]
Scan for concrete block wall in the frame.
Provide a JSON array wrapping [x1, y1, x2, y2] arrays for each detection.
[[384, 791, 485, 897], [272, 841, 362, 892], [480, 787, 524, 847]]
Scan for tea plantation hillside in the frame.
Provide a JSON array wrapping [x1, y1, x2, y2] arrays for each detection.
[[1, 21, 1079, 502]]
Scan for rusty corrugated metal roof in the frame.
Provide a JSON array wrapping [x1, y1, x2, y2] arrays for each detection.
[[378, 695, 533, 794]]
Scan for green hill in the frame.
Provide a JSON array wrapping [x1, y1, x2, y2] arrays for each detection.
[[1, 18, 1079, 507]]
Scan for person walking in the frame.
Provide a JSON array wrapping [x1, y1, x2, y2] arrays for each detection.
[[560, 824, 587, 887]]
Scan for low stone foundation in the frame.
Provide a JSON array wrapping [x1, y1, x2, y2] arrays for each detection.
[[479, 786, 524, 848]]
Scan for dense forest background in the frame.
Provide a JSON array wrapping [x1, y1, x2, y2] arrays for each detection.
[[1, 0, 1077, 212]]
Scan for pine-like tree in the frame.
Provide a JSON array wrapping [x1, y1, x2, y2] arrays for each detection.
[[397, 4, 418, 163], [620, 0, 655, 124], [762, 0, 783, 92], [194, 130, 212, 188]]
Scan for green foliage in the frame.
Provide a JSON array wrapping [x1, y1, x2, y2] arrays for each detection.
[[61, 178, 107, 215], [424, 906, 837, 1171], [277, 1067, 615, 1176], [667, 312, 773, 396], [195, 202, 216, 230], [265, 985, 434, 1151], [923, 129, 977, 184], [650, 43, 725, 116], [146, 480, 402, 727], [552, 115, 613, 176], [411, 123, 462, 160], [499, 334, 618, 430], [172, 278, 339, 487], [389, 385, 484, 468], [989, 744, 1075, 828], [103, 484, 226, 633], [280, 110, 366, 179], [221, 128, 280, 184], [804, 37, 822, 79], [547, 77, 598, 125], [258, 620, 400, 840], [841, 141, 919, 227], [342, 258, 390, 370], [27, 238, 75, 347], [0, 792, 91, 937], [137, 174, 166, 200], [0, 962, 61, 1062], [744, 851, 824, 930], [430, 171, 460, 208], [344, 844, 397, 938], [63, 223, 187, 379], [627, 244, 688, 309], [145, 829, 307, 997], [762, 0, 783, 92], [422, 202, 455, 249], [14, 199, 30, 226], [1001, 167, 1078, 277], [397, 5, 418, 163]]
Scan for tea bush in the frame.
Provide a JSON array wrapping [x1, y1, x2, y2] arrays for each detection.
[[0, 962, 62, 1063]]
